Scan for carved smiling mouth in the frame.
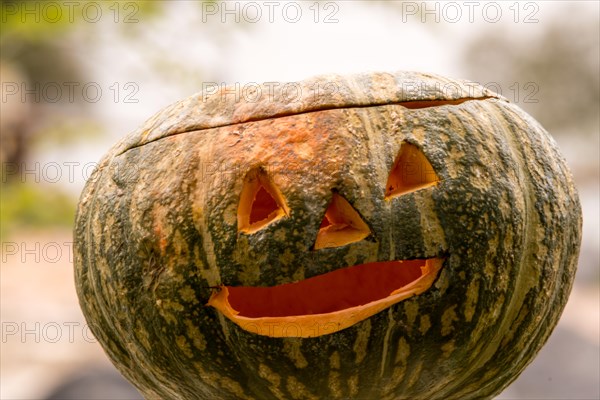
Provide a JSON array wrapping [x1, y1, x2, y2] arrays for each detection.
[[207, 258, 444, 338]]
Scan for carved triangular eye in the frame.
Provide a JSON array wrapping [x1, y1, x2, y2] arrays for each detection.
[[238, 169, 289, 233], [314, 193, 371, 250], [385, 142, 439, 199]]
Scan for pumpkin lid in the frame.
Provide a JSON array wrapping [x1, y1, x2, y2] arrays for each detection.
[[113, 71, 506, 156]]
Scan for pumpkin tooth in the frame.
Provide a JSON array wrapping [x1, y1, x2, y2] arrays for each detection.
[[207, 258, 444, 338]]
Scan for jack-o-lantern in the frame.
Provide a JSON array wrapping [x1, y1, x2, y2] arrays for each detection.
[[74, 71, 581, 399]]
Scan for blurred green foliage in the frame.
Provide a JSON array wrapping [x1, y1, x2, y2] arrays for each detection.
[[0, 0, 162, 81], [0, 0, 160, 40], [1, 182, 76, 238], [0, 0, 160, 239]]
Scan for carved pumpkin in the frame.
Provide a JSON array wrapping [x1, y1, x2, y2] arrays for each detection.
[[74, 71, 581, 399]]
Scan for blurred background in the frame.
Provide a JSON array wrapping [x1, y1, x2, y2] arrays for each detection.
[[1, 1, 598, 399]]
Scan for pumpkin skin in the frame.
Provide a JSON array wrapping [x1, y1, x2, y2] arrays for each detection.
[[74, 71, 582, 399]]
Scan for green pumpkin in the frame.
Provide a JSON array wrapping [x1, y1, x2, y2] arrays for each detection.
[[74, 71, 581, 399]]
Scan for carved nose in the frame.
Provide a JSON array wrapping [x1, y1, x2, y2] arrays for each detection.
[[313, 193, 371, 250]]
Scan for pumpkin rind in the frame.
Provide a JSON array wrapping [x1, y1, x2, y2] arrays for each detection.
[[74, 71, 581, 399]]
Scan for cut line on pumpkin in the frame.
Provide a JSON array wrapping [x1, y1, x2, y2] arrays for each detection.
[[314, 193, 372, 250], [238, 168, 289, 234], [117, 97, 498, 156], [385, 142, 440, 199], [207, 258, 444, 338]]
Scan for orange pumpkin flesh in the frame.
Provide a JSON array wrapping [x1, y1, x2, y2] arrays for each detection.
[[207, 258, 443, 338], [237, 169, 289, 234], [386, 142, 440, 198], [314, 193, 371, 250]]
